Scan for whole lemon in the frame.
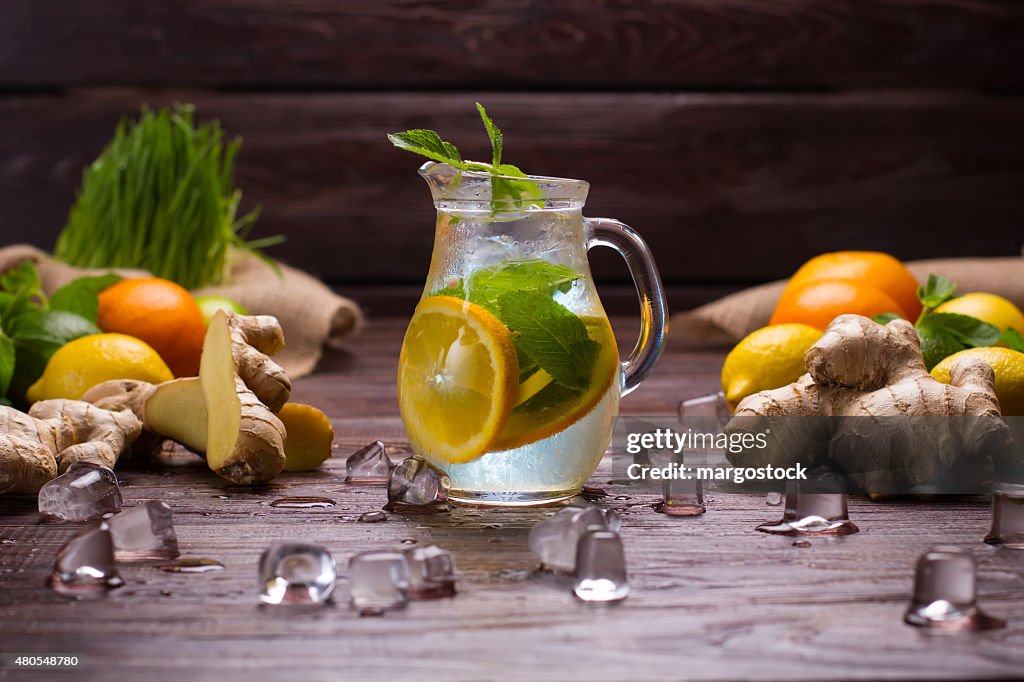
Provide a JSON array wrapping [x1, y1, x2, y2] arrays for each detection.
[[934, 293, 1024, 338], [721, 324, 823, 412], [26, 333, 174, 402], [931, 347, 1024, 416]]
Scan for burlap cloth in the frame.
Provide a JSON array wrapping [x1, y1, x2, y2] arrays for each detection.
[[0, 245, 362, 378], [672, 257, 1024, 347]]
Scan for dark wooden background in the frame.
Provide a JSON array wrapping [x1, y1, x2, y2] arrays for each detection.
[[1, 1, 1023, 315]]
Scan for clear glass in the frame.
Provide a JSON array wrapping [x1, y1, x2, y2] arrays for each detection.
[[398, 162, 667, 505]]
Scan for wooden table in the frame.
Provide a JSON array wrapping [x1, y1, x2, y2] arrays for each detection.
[[1, 318, 1022, 681]]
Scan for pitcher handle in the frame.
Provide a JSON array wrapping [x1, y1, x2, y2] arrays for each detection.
[[585, 217, 669, 397]]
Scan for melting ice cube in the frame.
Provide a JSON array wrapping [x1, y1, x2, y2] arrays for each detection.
[[528, 506, 620, 573], [404, 544, 456, 599], [756, 474, 858, 536], [904, 546, 1004, 631], [107, 501, 179, 561], [259, 543, 336, 605], [657, 477, 705, 516], [573, 529, 629, 603], [48, 521, 123, 596], [349, 551, 410, 613], [385, 457, 450, 510], [678, 391, 729, 420], [38, 462, 122, 523], [345, 441, 394, 484], [984, 482, 1024, 549]]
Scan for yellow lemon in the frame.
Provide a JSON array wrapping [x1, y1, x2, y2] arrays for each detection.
[[26, 333, 173, 402], [931, 347, 1024, 416], [397, 296, 519, 464], [721, 324, 824, 413], [935, 293, 1024, 338]]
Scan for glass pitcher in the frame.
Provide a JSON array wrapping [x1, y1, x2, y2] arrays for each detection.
[[397, 162, 667, 505]]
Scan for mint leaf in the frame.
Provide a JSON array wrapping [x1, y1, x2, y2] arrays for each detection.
[[917, 274, 957, 311], [0, 261, 42, 304], [465, 260, 580, 311], [476, 102, 503, 167], [497, 290, 599, 390], [872, 312, 903, 325], [387, 130, 465, 167], [49, 274, 121, 323], [1002, 328, 1024, 352], [916, 312, 1000, 370], [0, 329, 13, 400], [7, 310, 100, 405]]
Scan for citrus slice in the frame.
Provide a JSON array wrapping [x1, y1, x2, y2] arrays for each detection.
[[491, 316, 620, 451], [398, 296, 519, 463]]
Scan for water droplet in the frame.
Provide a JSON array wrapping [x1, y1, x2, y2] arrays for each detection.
[[359, 511, 387, 523], [792, 539, 812, 548], [766, 492, 783, 506], [482, 523, 502, 529], [400, 539, 417, 545], [160, 558, 224, 574], [270, 497, 336, 510], [1, 539, 15, 545]]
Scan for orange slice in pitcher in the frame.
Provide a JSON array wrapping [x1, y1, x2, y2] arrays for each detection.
[[398, 296, 519, 463], [491, 316, 620, 451]]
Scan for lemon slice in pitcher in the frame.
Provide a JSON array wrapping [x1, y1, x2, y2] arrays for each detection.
[[398, 296, 519, 463]]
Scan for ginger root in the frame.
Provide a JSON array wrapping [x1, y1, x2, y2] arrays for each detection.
[[725, 315, 1014, 495], [83, 311, 290, 485], [278, 403, 334, 472], [0, 400, 141, 494]]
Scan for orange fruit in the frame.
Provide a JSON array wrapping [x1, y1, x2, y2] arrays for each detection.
[[770, 279, 907, 331], [97, 278, 207, 377], [784, 251, 921, 320]]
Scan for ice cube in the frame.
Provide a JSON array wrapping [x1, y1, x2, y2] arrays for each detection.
[[349, 551, 410, 612], [657, 477, 705, 516], [404, 544, 456, 599], [766, 491, 784, 506], [38, 461, 122, 523], [984, 482, 1024, 549], [528, 505, 620, 572], [259, 542, 336, 605], [48, 521, 123, 595], [904, 546, 1004, 631], [756, 473, 858, 536], [385, 457, 450, 511], [573, 529, 629, 602], [678, 391, 729, 420], [345, 441, 394, 484], [107, 501, 179, 561]]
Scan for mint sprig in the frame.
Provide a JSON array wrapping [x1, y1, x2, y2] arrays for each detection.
[[872, 273, 1003, 369], [388, 103, 542, 211]]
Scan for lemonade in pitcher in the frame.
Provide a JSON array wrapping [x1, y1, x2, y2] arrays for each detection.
[[392, 105, 667, 505]]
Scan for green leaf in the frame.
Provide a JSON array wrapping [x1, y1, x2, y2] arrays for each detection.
[[387, 130, 465, 168], [1001, 328, 1024, 353], [476, 102, 503, 168], [496, 290, 599, 391], [464, 260, 581, 312], [871, 312, 903, 325], [915, 312, 1001, 370], [917, 274, 957, 311], [49, 274, 122, 322], [7, 310, 100, 404], [0, 261, 42, 300], [0, 329, 14, 400]]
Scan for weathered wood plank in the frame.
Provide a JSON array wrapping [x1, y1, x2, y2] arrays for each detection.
[[1, 0, 1022, 89], [2, 91, 1022, 296], [1, 318, 1022, 682]]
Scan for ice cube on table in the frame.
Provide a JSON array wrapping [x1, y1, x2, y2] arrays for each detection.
[[259, 542, 336, 605], [404, 544, 456, 599], [385, 457, 450, 510], [38, 461, 122, 523], [48, 521, 124, 596], [345, 441, 394, 485], [657, 477, 705, 516], [756, 474, 858, 536], [984, 482, 1024, 549], [528, 505, 620, 573], [349, 551, 410, 613], [107, 501, 179, 561], [678, 391, 729, 420], [904, 546, 1004, 631], [574, 529, 629, 603]]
